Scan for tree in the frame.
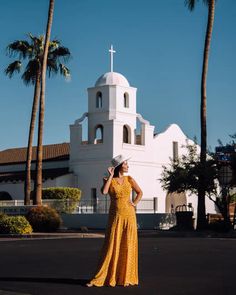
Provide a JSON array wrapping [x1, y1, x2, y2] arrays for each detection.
[[161, 142, 218, 199], [161, 141, 233, 229], [34, 0, 55, 205], [229, 134, 236, 184], [185, 0, 216, 229], [215, 135, 236, 228], [5, 33, 70, 205]]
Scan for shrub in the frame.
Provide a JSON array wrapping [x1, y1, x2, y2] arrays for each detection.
[[0, 215, 32, 234], [230, 193, 236, 203], [42, 187, 81, 213], [0, 213, 7, 220], [26, 206, 62, 232]]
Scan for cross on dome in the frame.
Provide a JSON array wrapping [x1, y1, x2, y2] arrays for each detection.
[[109, 45, 116, 72]]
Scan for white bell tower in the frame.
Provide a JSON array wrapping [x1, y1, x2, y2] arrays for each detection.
[[86, 45, 138, 152], [69, 46, 154, 201]]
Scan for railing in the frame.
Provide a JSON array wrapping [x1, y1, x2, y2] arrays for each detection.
[[0, 198, 159, 214]]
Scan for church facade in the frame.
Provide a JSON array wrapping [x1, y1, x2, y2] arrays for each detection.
[[0, 49, 217, 216], [69, 66, 216, 215]]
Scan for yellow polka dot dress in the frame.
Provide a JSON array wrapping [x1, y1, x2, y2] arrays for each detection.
[[89, 176, 138, 287]]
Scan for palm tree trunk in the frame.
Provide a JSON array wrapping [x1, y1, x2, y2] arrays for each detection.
[[34, 0, 55, 205], [197, 0, 215, 230], [24, 71, 41, 205]]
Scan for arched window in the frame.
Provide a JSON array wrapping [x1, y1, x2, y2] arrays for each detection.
[[124, 92, 129, 108], [94, 125, 103, 144], [96, 92, 102, 108], [0, 191, 12, 200], [123, 125, 131, 144]]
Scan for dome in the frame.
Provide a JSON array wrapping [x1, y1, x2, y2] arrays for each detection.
[[95, 72, 130, 87]]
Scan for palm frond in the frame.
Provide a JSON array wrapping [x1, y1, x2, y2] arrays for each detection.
[[51, 39, 61, 45], [36, 35, 45, 53], [4, 60, 22, 78], [49, 39, 60, 51], [59, 63, 70, 78], [47, 58, 58, 77], [203, 0, 211, 7], [28, 33, 36, 42], [30, 34, 44, 57], [6, 33, 71, 84], [185, 0, 214, 11], [6, 40, 32, 59], [51, 46, 71, 62], [21, 59, 40, 85], [185, 0, 197, 11]]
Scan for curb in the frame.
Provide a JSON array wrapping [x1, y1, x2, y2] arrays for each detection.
[[0, 232, 105, 241], [1, 230, 236, 241]]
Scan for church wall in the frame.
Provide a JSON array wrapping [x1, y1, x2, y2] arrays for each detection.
[[0, 174, 74, 201], [44, 174, 75, 188], [72, 161, 110, 201], [0, 182, 24, 200], [152, 124, 217, 214], [119, 142, 161, 210], [153, 124, 197, 164]]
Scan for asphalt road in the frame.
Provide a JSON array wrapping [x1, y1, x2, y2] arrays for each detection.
[[0, 236, 235, 295]]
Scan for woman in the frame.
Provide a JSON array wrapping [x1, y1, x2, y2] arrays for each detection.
[[87, 154, 143, 287]]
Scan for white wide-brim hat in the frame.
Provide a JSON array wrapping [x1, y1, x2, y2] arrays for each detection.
[[111, 154, 131, 168]]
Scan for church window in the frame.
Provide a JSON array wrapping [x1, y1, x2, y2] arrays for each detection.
[[0, 191, 12, 200], [173, 141, 178, 161], [123, 125, 131, 144], [94, 125, 103, 144], [96, 92, 102, 108], [124, 92, 129, 108]]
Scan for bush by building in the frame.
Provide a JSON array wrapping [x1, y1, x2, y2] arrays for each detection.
[[0, 213, 7, 220], [26, 206, 62, 232], [0, 215, 32, 234], [42, 187, 81, 213]]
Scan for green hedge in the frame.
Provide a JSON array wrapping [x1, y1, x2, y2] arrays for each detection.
[[230, 193, 236, 203], [0, 213, 6, 220], [26, 206, 62, 232], [0, 215, 32, 234], [42, 187, 81, 213]]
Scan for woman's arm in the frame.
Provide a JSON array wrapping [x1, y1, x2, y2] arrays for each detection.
[[129, 176, 143, 206], [101, 167, 114, 195]]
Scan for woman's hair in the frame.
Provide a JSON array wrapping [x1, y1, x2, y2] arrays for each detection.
[[113, 163, 123, 177], [101, 162, 123, 193]]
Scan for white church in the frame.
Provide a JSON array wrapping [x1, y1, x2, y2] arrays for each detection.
[[0, 46, 217, 217]]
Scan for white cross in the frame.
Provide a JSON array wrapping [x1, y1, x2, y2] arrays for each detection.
[[109, 45, 116, 72]]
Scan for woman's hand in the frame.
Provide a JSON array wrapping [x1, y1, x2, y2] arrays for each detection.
[[129, 201, 136, 207], [107, 166, 115, 177], [101, 167, 114, 194]]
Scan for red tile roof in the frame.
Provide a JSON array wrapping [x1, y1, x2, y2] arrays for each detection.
[[0, 143, 70, 165]]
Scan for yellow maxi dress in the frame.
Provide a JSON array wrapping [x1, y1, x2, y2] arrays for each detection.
[[89, 175, 138, 287]]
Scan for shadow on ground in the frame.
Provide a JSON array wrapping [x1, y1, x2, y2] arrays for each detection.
[[0, 277, 88, 287]]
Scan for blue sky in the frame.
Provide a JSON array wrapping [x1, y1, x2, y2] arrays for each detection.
[[0, 0, 235, 151]]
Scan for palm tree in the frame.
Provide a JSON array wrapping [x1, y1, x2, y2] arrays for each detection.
[[185, 0, 216, 229], [34, 0, 55, 205], [5, 33, 70, 205]]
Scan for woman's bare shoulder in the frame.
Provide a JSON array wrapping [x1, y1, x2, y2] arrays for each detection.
[[127, 175, 135, 182]]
